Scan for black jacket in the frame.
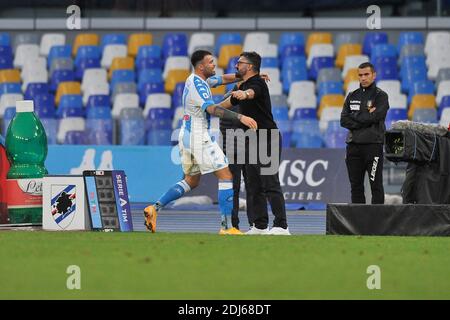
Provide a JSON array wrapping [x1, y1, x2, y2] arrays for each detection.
[[340, 82, 390, 144]]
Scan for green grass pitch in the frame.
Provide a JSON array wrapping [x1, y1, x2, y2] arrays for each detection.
[[0, 231, 449, 299]]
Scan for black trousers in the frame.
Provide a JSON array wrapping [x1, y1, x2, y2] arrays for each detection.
[[245, 132, 288, 229], [228, 163, 254, 229], [345, 143, 385, 204]]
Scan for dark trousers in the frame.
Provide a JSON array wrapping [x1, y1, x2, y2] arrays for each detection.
[[245, 132, 287, 229], [345, 143, 385, 204], [229, 163, 254, 229]]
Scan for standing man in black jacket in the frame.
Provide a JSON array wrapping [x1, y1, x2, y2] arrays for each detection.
[[340, 62, 390, 204]]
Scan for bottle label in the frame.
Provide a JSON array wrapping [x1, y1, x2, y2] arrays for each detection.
[[6, 178, 43, 209]]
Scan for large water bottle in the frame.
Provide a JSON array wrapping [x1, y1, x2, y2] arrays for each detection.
[[5, 100, 48, 224]]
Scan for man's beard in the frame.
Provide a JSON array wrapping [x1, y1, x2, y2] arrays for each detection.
[[235, 70, 243, 79]]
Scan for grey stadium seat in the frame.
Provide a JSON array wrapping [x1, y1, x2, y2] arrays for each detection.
[[334, 32, 361, 50], [112, 82, 137, 102], [435, 68, 450, 90], [13, 33, 40, 52], [50, 57, 74, 74], [400, 44, 424, 60], [317, 68, 342, 86]]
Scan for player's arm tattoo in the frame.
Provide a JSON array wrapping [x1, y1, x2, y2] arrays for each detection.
[[206, 105, 242, 121]]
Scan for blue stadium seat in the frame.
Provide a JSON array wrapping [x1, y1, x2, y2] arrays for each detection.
[[372, 56, 397, 70], [2, 106, 15, 135], [111, 70, 135, 92], [398, 32, 424, 51], [401, 66, 427, 93], [276, 120, 291, 133], [50, 70, 75, 91], [59, 94, 83, 109], [86, 107, 113, 145], [281, 131, 292, 148], [136, 57, 163, 75], [0, 45, 12, 58], [0, 33, 11, 46], [139, 82, 165, 106], [280, 44, 305, 67], [162, 33, 188, 60], [120, 108, 145, 145], [137, 69, 163, 92], [48, 45, 72, 68], [362, 32, 388, 56], [309, 57, 334, 81], [318, 81, 343, 102], [324, 130, 347, 148], [412, 108, 437, 123], [215, 33, 242, 56], [281, 56, 307, 81], [438, 95, 450, 117], [171, 82, 185, 108], [292, 132, 323, 148], [101, 33, 127, 49], [261, 57, 279, 68], [64, 131, 87, 145], [0, 56, 12, 69], [75, 46, 101, 66], [272, 107, 289, 121], [0, 83, 21, 96], [75, 58, 101, 80], [86, 95, 110, 109], [137, 45, 161, 62], [34, 94, 56, 118], [282, 68, 308, 94], [147, 129, 173, 146], [408, 80, 434, 104], [385, 108, 407, 128], [146, 118, 173, 132], [147, 107, 173, 120], [24, 83, 48, 100], [57, 106, 85, 119], [401, 56, 426, 75], [292, 108, 317, 120], [371, 43, 397, 59], [279, 32, 305, 56], [376, 66, 399, 81], [41, 119, 58, 144]]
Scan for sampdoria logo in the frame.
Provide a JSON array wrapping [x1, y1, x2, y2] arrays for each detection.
[[51, 185, 77, 229]]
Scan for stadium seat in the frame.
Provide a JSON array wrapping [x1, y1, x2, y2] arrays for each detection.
[[372, 56, 396, 72], [40, 33, 65, 56], [316, 68, 342, 87], [188, 32, 215, 55], [271, 95, 288, 109], [334, 32, 361, 50], [362, 32, 388, 56], [73, 33, 99, 56], [318, 94, 344, 117], [0, 56, 13, 70], [81, 68, 107, 92], [279, 32, 305, 56], [401, 66, 427, 93], [136, 57, 163, 75], [318, 81, 343, 102], [138, 68, 163, 92], [398, 32, 424, 51], [58, 94, 83, 111], [424, 32, 450, 56], [438, 95, 450, 117], [50, 70, 75, 92], [427, 54, 450, 80], [75, 58, 100, 80], [101, 44, 127, 68], [335, 44, 362, 68], [101, 33, 127, 49], [58, 105, 85, 120], [0, 83, 21, 96], [408, 94, 436, 119], [13, 44, 39, 68], [243, 32, 269, 52], [344, 69, 359, 91], [64, 130, 87, 145], [388, 94, 407, 109], [409, 80, 434, 104], [144, 93, 171, 117], [385, 108, 407, 128], [306, 32, 332, 56], [162, 33, 188, 60], [255, 43, 278, 58], [435, 68, 450, 90], [287, 81, 315, 105], [218, 44, 242, 69], [436, 80, 450, 106], [439, 108, 450, 127], [111, 82, 136, 103], [49, 57, 73, 76], [83, 82, 110, 105], [309, 57, 334, 80], [48, 45, 72, 68], [307, 44, 334, 67], [319, 107, 342, 132], [128, 33, 153, 57], [111, 70, 135, 93], [163, 56, 190, 80], [23, 70, 49, 93], [2, 106, 15, 135], [279, 44, 305, 67], [57, 117, 85, 143], [13, 33, 39, 50], [55, 81, 81, 105], [215, 33, 242, 56], [261, 57, 279, 69], [272, 107, 289, 121], [112, 93, 139, 118], [400, 44, 425, 61], [139, 82, 165, 107], [165, 70, 190, 94], [376, 66, 399, 81], [75, 45, 101, 66], [86, 106, 113, 145], [0, 45, 12, 59], [412, 108, 437, 123], [0, 93, 22, 117], [342, 55, 369, 78], [34, 93, 56, 112], [0, 33, 11, 46], [291, 107, 316, 120], [120, 107, 145, 145], [282, 67, 308, 94], [108, 57, 135, 79], [136, 45, 161, 63], [371, 43, 397, 60], [377, 80, 401, 97], [0, 69, 20, 83], [86, 94, 110, 109]]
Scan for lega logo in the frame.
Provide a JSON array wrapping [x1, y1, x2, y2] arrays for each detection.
[[51, 185, 77, 229]]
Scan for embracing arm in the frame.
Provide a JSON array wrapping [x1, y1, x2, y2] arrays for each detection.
[[205, 103, 257, 129]]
